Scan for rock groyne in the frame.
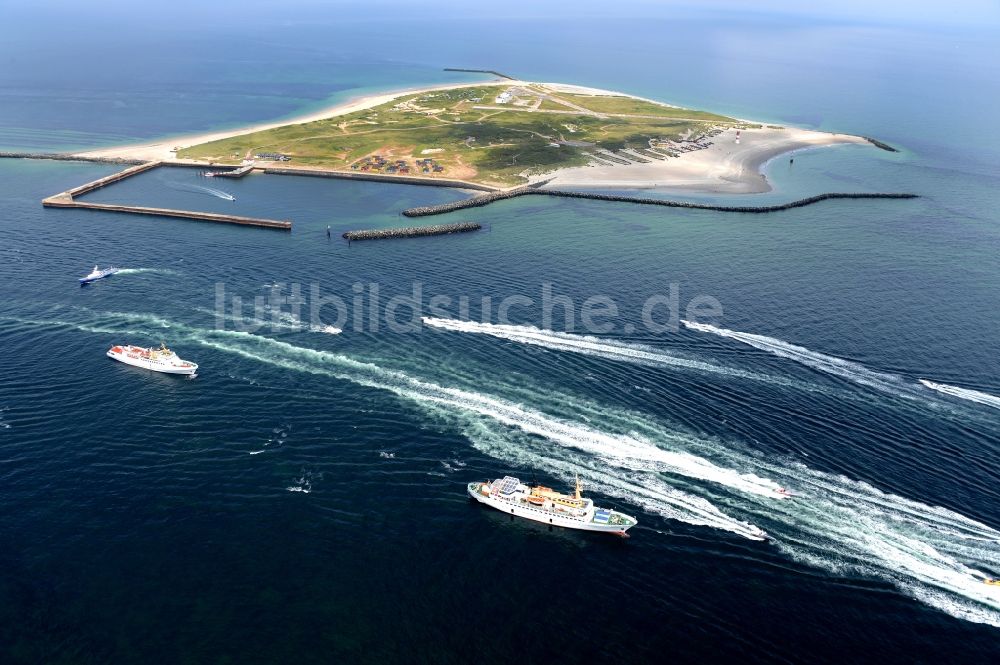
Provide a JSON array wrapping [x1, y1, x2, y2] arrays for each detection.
[[443, 68, 516, 80], [863, 137, 899, 152], [0, 152, 146, 165], [343, 222, 481, 241], [402, 190, 918, 217]]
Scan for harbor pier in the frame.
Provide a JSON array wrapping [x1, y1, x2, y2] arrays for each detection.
[[40, 160, 292, 230]]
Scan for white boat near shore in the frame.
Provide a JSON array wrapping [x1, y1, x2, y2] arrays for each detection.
[[107, 343, 198, 376]]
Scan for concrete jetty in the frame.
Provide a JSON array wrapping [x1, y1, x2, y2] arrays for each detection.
[[343, 222, 481, 241], [42, 198, 291, 229], [41, 160, 291, 230], [64, 161, 161, 197], [205, 163, 254, 178], [401, 189, 919, 217], [264, 166, 497, 192]]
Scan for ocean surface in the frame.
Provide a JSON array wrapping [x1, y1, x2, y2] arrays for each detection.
[[1, 7, 999, 663]]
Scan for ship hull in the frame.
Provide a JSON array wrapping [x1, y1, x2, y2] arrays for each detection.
[[79, 270, 119, 284], [468, 484, 633, 535], [107, 347, 198, 375]]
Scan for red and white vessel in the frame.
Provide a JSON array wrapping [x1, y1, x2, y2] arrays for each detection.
[[107, 343, 199, 376]]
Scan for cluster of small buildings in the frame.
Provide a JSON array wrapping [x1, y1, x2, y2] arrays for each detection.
[[415, 158, 445, 173], [351, 155, 412, 174], [650, 128, 723, 157], [349, 154, 446, 175], [254, 152, 291, 161]]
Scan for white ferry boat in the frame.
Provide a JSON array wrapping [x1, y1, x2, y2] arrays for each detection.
[[468, 476, 637, 536], [107, 343, 199, 376], [79, 265, 120, 284]]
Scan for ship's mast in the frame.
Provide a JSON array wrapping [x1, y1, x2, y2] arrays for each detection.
[[575, 474, 582, 500]]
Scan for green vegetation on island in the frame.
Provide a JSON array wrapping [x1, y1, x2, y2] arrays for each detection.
[[179, 83, 738, 186]]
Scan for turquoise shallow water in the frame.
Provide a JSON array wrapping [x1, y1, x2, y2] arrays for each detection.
[[1, 7, 999, 664]]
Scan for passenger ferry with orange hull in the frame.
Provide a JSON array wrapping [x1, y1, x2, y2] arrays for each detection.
[[468, 476, 637, 536], [107, 343, 199, 376]]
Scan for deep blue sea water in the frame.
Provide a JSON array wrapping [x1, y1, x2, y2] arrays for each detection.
[[1, 6, 999, 663]]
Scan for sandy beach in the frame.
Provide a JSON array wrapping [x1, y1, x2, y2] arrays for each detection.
[[535, 127, 869, 193], [74, 81, 870, 193], [73, 80, 504, 163]]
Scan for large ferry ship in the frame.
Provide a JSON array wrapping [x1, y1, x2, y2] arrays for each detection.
[[107, 343, 199, 376], [468, 476, 637, 536]]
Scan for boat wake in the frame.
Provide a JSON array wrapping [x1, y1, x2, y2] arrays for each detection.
[[164, 180, 235, 201], [680, 321, 999, 419], [920, 380, 1000, 410], [421, 317, 813, 391], [196, 185, 236, 201], [680, 320, 914, 393], [286, 469, 319, 494], [192, 306, 340, 335], [116, 268, 180, 276], [6, 308, 1000, 626]]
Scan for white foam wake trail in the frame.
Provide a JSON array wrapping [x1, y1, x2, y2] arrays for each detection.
[[681, 320, 922, 397], [185, 327, 784, 502], [463, 423, 768, 541], [422, 317, 803, 389], [17, 307, 758, 540], [192, 327, 1000, 626], [192, 306, 339, 335], [192, 184, 235, 201], [116, 268, 180, 276], [164, 180, 235, 201], [8, 309, 1000, 626], [738, 460, 1000, 626], [920, 380, 1000, 410]]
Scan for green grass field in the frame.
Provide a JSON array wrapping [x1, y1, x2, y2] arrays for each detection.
[[548, 93, 732, 121], [179, 83, 736, 186], [536, 97, 578, 112]]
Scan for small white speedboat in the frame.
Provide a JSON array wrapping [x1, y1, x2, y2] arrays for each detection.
[[107, 343, 198, 376], [79, 265, 120, 284]]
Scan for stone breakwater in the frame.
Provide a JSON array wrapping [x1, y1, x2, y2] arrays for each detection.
[[0, 152, 146, 165], [402, 190, 919, 217], [863, 137, 899, 152], [343, 222, 482, 241], [443, 67, 516, 80], [401, 181, 552, 217]]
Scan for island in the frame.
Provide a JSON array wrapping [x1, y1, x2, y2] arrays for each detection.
[[34, 77, 914, 230], [75, 79, 873, 193]]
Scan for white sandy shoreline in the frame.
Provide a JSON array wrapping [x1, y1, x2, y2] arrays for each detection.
[[74, 80, 873, 194], [74, 79, 502, 163], [536, 127, 869, 194]]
